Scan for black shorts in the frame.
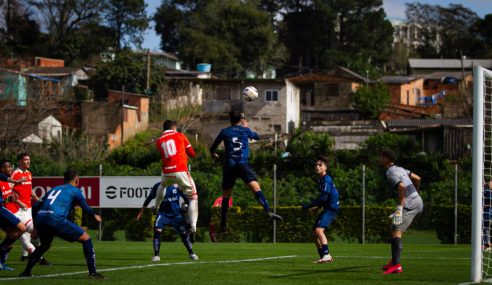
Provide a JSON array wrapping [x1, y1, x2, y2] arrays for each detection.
[[222, 163, 258, 189]]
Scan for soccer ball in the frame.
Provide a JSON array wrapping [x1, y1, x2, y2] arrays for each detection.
[[242, 86, 258, 102]]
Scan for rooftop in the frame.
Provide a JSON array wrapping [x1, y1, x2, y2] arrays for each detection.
[[381, 75, 422, 84], [409, 58, 492, 69]]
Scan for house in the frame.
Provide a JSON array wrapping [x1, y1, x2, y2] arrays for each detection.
[[381, 75, 424, 106], [200, 78, 300, 137], [288, 68, 366, 123], [134, 50, 181, 70], [408, 58, 492, 75], [383, 118, 472, 159], [0, 113, 64, 147], [38, 115, 63, 143], [81, 90, 149, 149]]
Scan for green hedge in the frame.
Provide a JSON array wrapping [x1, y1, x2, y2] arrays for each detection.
[[209, 205, 472, 244]]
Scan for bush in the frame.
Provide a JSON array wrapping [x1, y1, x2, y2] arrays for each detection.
[[102, 220, 119, 241], [125, 209, 153, 241], [433, 205, 471, 244]]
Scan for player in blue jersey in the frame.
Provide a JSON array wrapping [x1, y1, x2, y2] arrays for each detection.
[[210, 110, 283, 232], [302, 156, 339, 264], [0, 159, 26, 271], [137, 182, 198, 261], [484, 180, 492, 251], [19, 169, 104, 279]]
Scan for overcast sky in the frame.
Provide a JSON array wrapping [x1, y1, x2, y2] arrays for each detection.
[[141, 0, 492, 51]]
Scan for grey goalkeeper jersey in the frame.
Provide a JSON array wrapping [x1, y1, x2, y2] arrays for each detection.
[[385, 165, 421, 209]]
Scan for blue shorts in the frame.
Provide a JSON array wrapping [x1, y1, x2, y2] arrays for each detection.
[[155, 213, 187, 234], [0, 206, 21, 229], [314, 210, 337, 229], [222, 163, 258, 189], [35, 218, 84, 243]]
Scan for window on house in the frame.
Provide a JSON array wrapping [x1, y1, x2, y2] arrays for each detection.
[[265, 90, 278, 102], [327, 84, 339, 97], [274, 124, 281, 132]]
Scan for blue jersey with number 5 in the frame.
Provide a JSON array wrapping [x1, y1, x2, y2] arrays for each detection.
[[210, 125, 259, 166], [35, 184, 94, 221]]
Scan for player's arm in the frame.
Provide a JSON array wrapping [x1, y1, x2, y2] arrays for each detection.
[[31, 191, 39, 202], [75, 192, 100, 222], [183, 135, 196, 158], [247, 127, 260, 141], [210, 130, 224, 159], [179, 189, 190, 205], [137, 184, 158, 220], [11, 195, 27, 210], [0, 172, 25, 184], [409, 172, 421, 191], [302, 192, 329, 210]]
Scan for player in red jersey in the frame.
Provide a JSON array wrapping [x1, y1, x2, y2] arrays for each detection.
[[155, 120, 198, 241], [12, 153, 50, 265], [0, 159, 26, 270]]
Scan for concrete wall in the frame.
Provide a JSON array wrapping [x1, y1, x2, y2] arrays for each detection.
[[388, 78, 424, 106], [313, 82, 353, 109]]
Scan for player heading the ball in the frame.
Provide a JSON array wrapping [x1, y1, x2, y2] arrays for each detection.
[[210, 110, 282, 233]]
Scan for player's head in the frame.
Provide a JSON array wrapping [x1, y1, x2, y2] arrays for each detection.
[[380, 148, 396, 167], [16, 152, 30, 170], [64, 169, 79, 185], [0, 159, 13, 176], [315, 156, 329, 175], [163, 120, 177, 131], [229, 110, 243, 125]]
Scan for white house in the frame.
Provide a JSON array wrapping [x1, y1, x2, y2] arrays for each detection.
[[38, 115, 62, 143]]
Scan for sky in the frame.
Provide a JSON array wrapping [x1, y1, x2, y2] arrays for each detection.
[[141, 0, 492, 51]]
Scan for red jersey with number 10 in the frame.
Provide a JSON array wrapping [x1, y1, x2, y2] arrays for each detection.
[[11, 168, 33, 208], [156, 130, 196, 174]]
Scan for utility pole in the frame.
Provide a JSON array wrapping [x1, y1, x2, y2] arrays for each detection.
[[146, 49, 151, 91]]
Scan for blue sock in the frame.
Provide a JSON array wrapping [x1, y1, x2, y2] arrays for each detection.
[[0, 236, 15, 263], [179, 231, 194, 255], [254, 191, 271, 213], [153, 231, 161, 256], [0, 246, 12, 263], [82, 238, 96, 274], [317, 247, 324, 258], [321, 244, 329, 256]]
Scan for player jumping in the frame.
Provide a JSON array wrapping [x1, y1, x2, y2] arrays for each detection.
[[154, 120, 199, 242], [137, 182, 198, 261], [12, 153, 50, 265], [302, 156, 339, 264], [20, 169, 104, 279], [210, 110, 282, 232], [0, 159, 26, 271], [380, 148, 423, 274]]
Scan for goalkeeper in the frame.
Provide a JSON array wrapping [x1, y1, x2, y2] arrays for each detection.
[[302, 156, 339, 264], [380, 148, 423, 274]]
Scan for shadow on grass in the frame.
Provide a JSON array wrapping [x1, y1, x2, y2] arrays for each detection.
[[271, 266, 371, 279]]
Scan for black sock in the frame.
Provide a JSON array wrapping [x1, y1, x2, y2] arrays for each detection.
[[0, 246, 12, 263], [317, 247, 323, 258], [82, 238, 96, 275], [153, 231, 161, 256], [0, 236, 15, 263], [220, 197, 230, 230], [24, 243, 49, 274], [254, 191, 271, 213], [391, 237, 402, 265]]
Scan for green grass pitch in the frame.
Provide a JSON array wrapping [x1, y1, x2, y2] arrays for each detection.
[[0, 236, 471, 285]]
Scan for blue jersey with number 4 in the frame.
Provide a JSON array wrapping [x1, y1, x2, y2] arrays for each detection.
[[35, 184, 94, 221], [210, 125, 260, 166]]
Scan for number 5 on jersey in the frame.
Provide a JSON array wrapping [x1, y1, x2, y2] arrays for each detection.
[[162, 139, 177, 158]]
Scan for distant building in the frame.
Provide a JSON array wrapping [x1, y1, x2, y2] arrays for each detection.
[[391, 21, 423, 51], [408, 58, 492, 75], [381, 75, 424, 106], [134, 50, 181, 70]]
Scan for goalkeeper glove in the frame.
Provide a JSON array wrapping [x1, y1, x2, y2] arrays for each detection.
[[389, 206, 403, 225]]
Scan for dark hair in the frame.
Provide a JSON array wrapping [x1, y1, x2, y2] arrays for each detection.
[[380, 148, 397, 163], [64, 169, 78, 183], [0, 159, 9, 168], [317, 156, 329, 165], [162, 120, 177, 131], [229, 110, 243, 124], [17, 152, 30, 161]]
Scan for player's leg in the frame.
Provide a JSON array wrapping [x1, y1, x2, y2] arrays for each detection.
[[17, 210, 36, 259], [152, 214, 165, 261], [177, 171, 199, 233], [20, 226, 53, 277], [313, 211, 335, 263], [220, 166, 236, 232], [484, 211, 491, 250], [174, 223, 197, 260], [0, 208, 25, 270], [155, 174, 173, 209]]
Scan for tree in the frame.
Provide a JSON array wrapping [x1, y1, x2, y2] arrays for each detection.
[[471, 14, 492, 58], [351, 82, 389, 120], [29, 0, 106, 53], [88, 50, 165, 99], [0, 0, 43, 56], [155, 0, 281, 77], [405, 3, 481, 58], [104, 0, 149, 50]]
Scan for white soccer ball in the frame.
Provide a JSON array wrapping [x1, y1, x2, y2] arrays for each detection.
[[242, 86, 258, 102]]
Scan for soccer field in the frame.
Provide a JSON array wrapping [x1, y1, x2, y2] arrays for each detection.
[[0, 238, 470, 285]]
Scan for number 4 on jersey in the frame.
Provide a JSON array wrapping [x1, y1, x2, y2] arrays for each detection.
[[47, 189, 62, 205]]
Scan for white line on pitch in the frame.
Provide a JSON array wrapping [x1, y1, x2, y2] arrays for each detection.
[[0, 255, 297, 281], [335, 255, 469, 260]]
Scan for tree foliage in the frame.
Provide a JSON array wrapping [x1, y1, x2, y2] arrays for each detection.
[[351, 83, 390, 119], [104, 0, 148, 50]]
